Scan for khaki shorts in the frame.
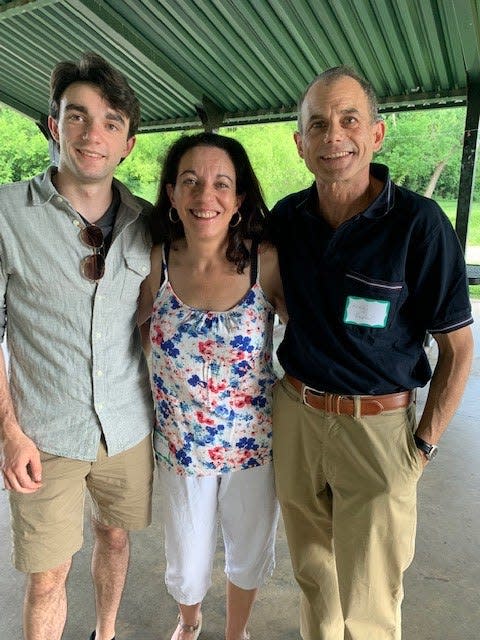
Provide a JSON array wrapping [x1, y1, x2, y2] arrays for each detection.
[[9, 435, 154, 573]]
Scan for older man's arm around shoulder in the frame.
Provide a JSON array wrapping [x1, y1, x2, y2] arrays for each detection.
[[259, 242, 288, 324], [0, 350, 43, 492], [415, 325, 474, 464]]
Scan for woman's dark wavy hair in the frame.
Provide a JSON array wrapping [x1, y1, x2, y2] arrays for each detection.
[[49, 51, 140, 138], [150, 132, 269, 273]]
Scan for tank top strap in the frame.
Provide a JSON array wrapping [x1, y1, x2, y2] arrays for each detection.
[[161, 242, 170, 284], [250, 240, 259, 286]]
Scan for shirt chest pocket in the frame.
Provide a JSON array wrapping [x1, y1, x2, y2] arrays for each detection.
[[342, 271, 405, 342], [119, 255, 150, 302]]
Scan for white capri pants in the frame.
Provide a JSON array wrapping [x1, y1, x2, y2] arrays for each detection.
[[159, 463, 280, 605]]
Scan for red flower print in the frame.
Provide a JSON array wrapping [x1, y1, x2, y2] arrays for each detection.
[[151, 325, 164, 346], [208, 446, 226, 465], [208, 378, 228, 393], [230, 390, 253, 408], [196, 410, 215, 426], [199, 340, 216, 359]]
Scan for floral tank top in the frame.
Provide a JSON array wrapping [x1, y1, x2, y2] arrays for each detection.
[[150, 245, 277, 477]]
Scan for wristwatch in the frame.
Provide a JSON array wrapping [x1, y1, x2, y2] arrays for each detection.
[[414, 434, 438, 461]]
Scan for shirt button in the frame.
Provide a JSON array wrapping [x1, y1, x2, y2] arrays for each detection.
[[96, 370, 103, 377], [95, 332, 102, 338], [97, 403, 104, 411], [73, 219, 81, 227], [141, 266, 148, 273]]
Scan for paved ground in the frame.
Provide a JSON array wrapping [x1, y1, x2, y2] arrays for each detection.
[[1, 304, 479, 639]]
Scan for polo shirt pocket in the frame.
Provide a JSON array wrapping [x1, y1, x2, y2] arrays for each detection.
[[342, 271, 405, 341], [120, 255, 150, 301]]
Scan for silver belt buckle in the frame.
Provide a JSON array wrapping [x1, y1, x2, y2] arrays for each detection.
[[302, 384, 323, 407]]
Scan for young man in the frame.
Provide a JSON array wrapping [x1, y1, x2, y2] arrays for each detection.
[[271, 66, 473, 639], [0, 52, 154, 640]]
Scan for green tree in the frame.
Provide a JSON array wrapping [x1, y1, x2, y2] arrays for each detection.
[[114, 130, 182, 202], [0, 107, 49, 183], [377, 109, 465, 198], [2, 104, 477, 206], [221, 122, 312, 208]]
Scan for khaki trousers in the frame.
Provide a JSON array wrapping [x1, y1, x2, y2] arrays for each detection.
[[273, 377, 423, 640]]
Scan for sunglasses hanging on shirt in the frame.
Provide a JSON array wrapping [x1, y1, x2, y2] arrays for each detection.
[[79, 224, 105, 282]]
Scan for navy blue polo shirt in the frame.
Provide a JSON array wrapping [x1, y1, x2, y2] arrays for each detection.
[[272, 163, 473, 395]]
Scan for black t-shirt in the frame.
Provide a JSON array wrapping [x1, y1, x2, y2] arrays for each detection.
[[271, 163, 473, 395]]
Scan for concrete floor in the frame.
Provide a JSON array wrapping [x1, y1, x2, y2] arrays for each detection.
[[1, 304, 479, 640]]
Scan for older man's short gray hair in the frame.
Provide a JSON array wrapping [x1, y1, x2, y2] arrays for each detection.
[[297, 65, 381, 132]]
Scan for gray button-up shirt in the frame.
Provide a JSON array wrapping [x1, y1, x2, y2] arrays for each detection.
[[0, 168, 154, 460]]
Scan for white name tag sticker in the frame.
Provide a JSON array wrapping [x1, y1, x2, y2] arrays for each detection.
[[343, 296, 390, 328]]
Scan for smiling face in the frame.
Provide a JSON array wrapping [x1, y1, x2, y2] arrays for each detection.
[[295, 75, 385, 189], [48, 81, 135, 187], [167, 145, 244, 243]]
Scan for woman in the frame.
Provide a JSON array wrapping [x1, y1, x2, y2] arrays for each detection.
[[138, 132, 287, 640]]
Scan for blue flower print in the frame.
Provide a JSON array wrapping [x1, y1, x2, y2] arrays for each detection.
[[244, 290, 256, 305], [161, 339, 180, 357], [188, 374, 207, 388], [233, 360, 252, 377], [203, 315, 217, 330], [158, 399, 171, 420], [230, 335, 254, 353], [203, 426, 218, 444], [176, 449, 192, 466], [214, 406, 236, 422], [251, 395, 267, 408], [152, 372, 169, 394], [236, 437, 259, 451], [169, 297, 181, 310]]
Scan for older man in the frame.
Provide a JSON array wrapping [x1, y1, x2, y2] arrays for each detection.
[[271, 66, 473, 640]]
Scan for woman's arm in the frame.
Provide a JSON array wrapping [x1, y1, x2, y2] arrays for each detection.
[[137, 244, 164, 353]]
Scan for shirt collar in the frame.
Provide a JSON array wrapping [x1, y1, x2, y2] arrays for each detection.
[[29, 167, 58, 205], [28, 166, 144, 219], [361, 163, 394, 219]]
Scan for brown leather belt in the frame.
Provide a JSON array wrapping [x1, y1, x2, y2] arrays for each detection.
[[286, 375, 413, 417]]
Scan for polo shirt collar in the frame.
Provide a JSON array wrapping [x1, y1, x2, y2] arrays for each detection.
[[361, 163, 394, 220]]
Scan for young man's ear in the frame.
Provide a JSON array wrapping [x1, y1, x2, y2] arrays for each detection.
[[122, 136, 136, 160], [47, 115, 60, 143]]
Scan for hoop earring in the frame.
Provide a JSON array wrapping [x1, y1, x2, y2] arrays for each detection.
[[168, 207, 180, 223], [229, 211, 242, 228]]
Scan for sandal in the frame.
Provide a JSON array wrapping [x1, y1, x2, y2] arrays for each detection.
[[171, 612, 202, 640]]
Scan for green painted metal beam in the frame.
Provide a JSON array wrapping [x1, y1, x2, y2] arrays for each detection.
[[0, 0, 58, 20], [67, 0, 203, 103], [0, 90, 45, 121], [452, 0, 480, 79]]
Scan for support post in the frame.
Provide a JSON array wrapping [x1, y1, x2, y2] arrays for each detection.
[[196, 96, 224, 132], [455, 75, 480, 254]]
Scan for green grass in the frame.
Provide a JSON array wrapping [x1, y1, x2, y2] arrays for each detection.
[[425, 200, 480, 299], [437, 199, 480, 245]]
